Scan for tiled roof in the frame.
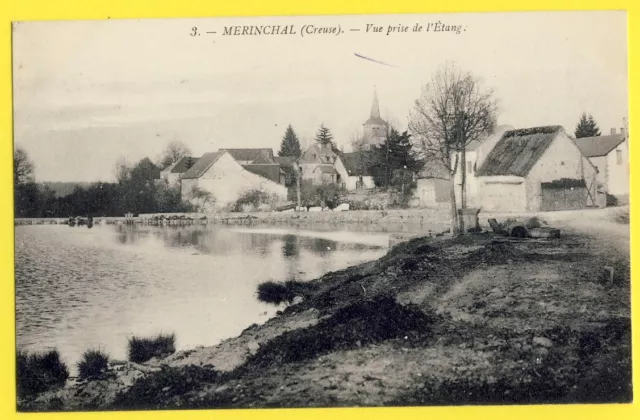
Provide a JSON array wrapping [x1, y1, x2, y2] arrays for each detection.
[[242, 164, 283, 184], [181, 151, 226, 179], [220, 148, 274, 163], [574, 134, 626, 157]]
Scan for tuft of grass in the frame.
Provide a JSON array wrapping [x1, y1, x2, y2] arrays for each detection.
[[256, 280, 318, 305], [77, 349, 110, 380], [127, 333, 176, 364], [17, 349, 69, 399]]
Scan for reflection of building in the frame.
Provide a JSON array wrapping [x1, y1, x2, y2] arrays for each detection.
[[362, 88, 387, 149], [574, 121, 629, 204]]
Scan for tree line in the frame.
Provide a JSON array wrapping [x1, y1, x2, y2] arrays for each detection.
[[14, 142, 194, 218]]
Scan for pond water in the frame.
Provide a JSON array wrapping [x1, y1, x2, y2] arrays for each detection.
[[15, 223, 398, 373]]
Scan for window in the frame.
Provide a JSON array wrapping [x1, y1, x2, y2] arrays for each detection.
[[467, 161, 473, 174], [617, 150, 623, 165]]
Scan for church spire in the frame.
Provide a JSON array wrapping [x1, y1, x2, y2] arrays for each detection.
[[370, 87, 380, 119]]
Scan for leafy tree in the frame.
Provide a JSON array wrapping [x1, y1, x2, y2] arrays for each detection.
[[277, 125, 305, 209], [14, 183, 42, 217], [156, 183, 191, 213], [14, 147, 34, 186], [369, 126, 422, 189], [159, 141, 192, 169], [314, 123, 334, 148], [278, 124, 302, 158], [409, 62, 498, 235], [574, 112, 602, 138]]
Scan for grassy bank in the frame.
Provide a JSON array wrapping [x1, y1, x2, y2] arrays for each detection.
[[18, 214, 631, 411]]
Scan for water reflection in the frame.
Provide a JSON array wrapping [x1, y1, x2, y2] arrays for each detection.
[[282, 234, 299, 257], [15, 224, 389, 372]]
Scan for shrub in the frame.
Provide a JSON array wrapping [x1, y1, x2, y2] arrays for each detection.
[[17, 349, 69, 399], [256, 281, 296, 305], [231, 189, 277, 212], [256, 280, 318, 305], [77, 349, 110, 380], [127, 333, 176, 364], [295, 181, 345, 209]]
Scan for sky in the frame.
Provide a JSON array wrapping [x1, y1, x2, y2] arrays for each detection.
[[12, 11, 628, 182]]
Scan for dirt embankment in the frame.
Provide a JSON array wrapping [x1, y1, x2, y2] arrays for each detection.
[[20, 214, 632, 411]]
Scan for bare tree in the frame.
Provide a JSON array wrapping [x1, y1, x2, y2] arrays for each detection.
[[350, 130, 366, 152], [409, 62, 497, 234], [159, 141, 192, 169], [14, 147, 34, 186]]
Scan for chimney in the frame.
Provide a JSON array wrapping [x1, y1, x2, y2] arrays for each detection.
[[620, 127, 626, 136], [610, 128, 616, 135]]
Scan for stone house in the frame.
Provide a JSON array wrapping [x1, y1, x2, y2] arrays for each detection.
[[413, 161, 451, 207], [574, 124, 629, 204], [159, 156, 199, 187], [298, 144, 348, 187], [475, 125, 599, 212], [180, 150, 287, 211], [220, 148, 286, 186]]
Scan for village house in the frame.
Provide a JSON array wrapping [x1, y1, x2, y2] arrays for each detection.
[[159, 156, 198, 187], [273, 88, 383, 191], [180, 150, 287, 211], [298, 144, 347, 187], [474, 125, 599, 213], [219, 148, 287, 186], [452, 125, 514, 207], [413, 162, 451, 207], [574, 123, 629, 205], [339, 151, 376, 190]]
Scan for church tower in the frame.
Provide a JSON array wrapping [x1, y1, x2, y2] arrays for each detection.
[[362, 88, 387, 148]]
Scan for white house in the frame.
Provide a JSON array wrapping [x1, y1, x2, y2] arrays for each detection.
[[339, 151, 376, 190], [475, 125, 599, 212], [181, 150, 288, 211], [452, 125, 514, 207], [574, 124, 629, 204]]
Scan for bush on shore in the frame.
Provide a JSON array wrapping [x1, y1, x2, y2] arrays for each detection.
[[256, 280, 318, 305], [77, 349, 110, 380], [17, 349, 69, 399], [231, 190, 283, 212], [127, 333, 176, 364]]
